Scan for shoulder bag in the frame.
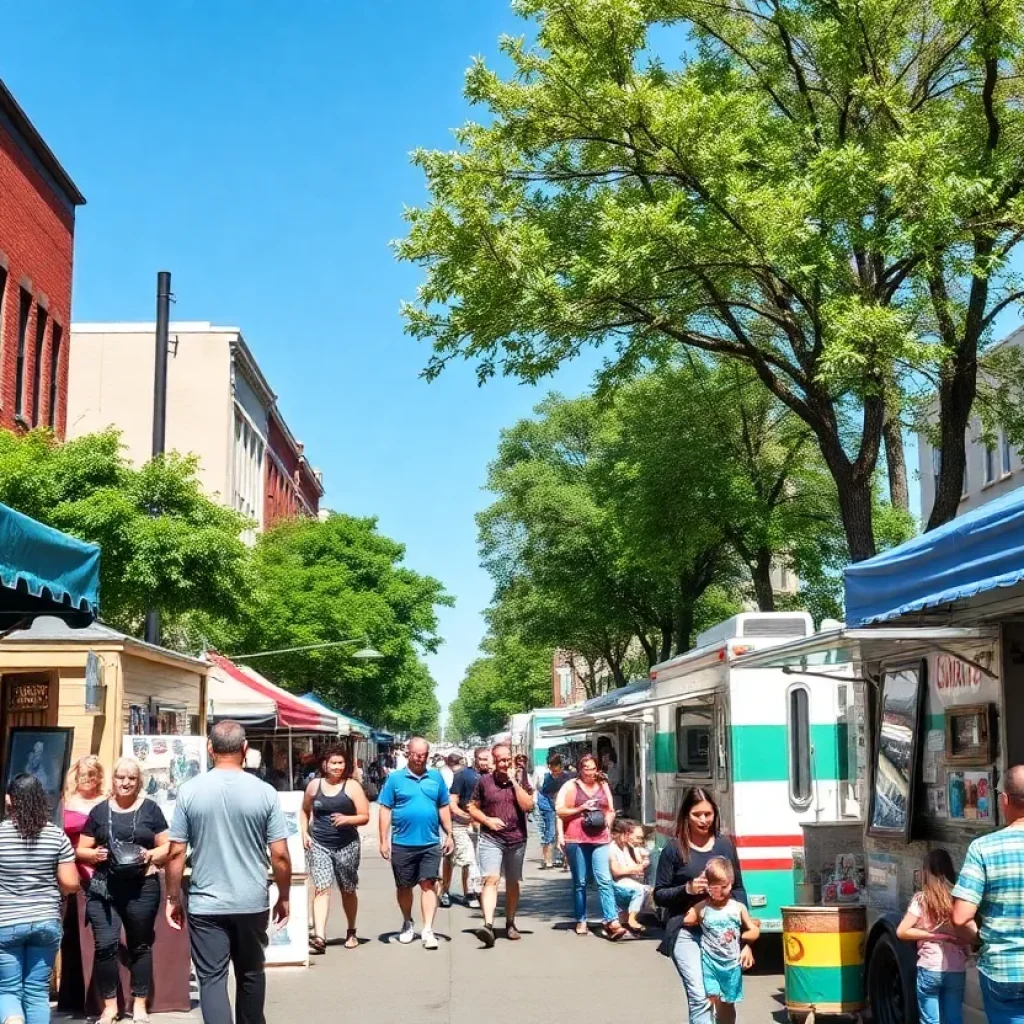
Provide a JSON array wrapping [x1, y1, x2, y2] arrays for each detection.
[[106, 802, 148, 880]]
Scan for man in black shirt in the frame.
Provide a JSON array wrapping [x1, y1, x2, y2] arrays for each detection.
[[441, 747, 492, 909]]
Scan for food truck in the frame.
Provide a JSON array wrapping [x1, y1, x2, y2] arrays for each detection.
[[645, 612, 861, 934], [548, 613, 861, 930], [735, 487, 1024, 1024]]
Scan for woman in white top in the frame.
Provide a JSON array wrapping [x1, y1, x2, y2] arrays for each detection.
[[0, 773, 80, 1024]]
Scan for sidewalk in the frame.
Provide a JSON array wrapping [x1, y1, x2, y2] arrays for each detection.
[[265, 812, 689, 1024]]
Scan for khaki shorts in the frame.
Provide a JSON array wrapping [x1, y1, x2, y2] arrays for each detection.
[[448, 824, 477, 868]]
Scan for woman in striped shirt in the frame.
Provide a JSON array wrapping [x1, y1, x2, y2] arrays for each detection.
[[0, 774, 80, 1024]]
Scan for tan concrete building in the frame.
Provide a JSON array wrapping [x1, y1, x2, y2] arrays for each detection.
[[67, 321, 322, 534]]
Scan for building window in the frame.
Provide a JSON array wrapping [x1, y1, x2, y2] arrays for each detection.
[[931, 446, 941, 492], [676, 706, 712, 775], [14, 289, 31, 418], [48, 323, 62, 429], [788, 684, 812, 805], [985, 444, 996, 485], [556, 667, 572, 702], [1001, 431, 1013, 477], [30, 307, 46, 426]]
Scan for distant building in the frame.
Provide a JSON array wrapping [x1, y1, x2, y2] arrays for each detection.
[[67, 321, 323, 534], [0, 79, 85, 438], [917, 328, 1023, 523], [551, 650, 614, 708]]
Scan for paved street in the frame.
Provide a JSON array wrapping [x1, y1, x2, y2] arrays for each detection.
[[263, 813, 787, 1024]]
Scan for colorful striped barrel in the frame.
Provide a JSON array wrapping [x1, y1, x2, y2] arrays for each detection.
[[782, 906, 866, 1016]]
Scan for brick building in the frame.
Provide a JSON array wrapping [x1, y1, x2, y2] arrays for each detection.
[[265, 409, 322, 528], [0, 79, 85, 438]]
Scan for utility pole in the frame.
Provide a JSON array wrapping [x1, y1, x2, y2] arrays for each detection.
[[144, 271, 171, 646]]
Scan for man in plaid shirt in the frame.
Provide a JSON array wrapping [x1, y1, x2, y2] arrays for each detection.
[[953, 765, 1024, 1024]]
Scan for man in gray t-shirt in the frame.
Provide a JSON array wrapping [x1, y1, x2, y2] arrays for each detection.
[[166, 721, 290, 1024]]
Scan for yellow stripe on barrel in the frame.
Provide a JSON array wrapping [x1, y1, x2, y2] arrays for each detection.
[[784, 929, 865, 969]]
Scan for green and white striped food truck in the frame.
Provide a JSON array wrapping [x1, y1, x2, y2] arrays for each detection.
[[647, 612, 862, 933]]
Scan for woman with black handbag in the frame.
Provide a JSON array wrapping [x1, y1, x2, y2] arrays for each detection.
[[555, 753, 626, 940], [77, 758, 170, 1024]]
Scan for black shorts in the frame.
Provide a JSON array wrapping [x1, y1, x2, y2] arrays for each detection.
[[391, 843, 442, 888]]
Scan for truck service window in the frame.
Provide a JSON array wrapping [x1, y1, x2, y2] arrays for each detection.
[[676, 706, 712, 775]]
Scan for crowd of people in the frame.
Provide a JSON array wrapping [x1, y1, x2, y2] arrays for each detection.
[[6, 727, 1024, 1024]]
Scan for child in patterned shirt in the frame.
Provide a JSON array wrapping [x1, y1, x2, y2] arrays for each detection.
[[683, 856, 760, 1024]]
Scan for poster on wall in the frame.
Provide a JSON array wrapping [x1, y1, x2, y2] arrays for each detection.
[[265, 880, 309, 967], [947, 769, 993, 822], [4, 727, 74, 825], [123, 736, 206, 811], [276, 790, 307, 875], [928, 652, 999, 709]]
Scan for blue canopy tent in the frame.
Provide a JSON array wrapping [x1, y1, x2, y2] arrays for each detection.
[[846, 485, 1024, 626], [0, 502, 100, 630], [300, 693, 375, 738]]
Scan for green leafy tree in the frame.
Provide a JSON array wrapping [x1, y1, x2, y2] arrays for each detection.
[[447, 631, 553, 740], [399, 0, 1024, 557], [0, 429, 253, 632], [194, 512, 452, 733]]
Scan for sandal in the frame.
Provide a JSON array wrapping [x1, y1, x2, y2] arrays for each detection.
[[575, 922, 589, 936], [309, 935, 326, 955], [344, 929, 359, 949], [601, 922, 629, 941]]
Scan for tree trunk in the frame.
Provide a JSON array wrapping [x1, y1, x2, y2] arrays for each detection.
[[673, 600, 695, 656], [928, 356, 977, 531], [883, 405, 909, 511], [751, 548, 777, 611], [815, 431, 877, 561]]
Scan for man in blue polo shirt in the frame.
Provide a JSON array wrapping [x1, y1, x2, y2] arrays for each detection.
[[378, 736, 453, 950]]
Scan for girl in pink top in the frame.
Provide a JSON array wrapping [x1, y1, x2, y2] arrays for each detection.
[[897, 850, 974, 1024]]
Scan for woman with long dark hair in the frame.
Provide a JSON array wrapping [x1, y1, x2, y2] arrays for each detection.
[[0, 774, 80, 1024], [654, 787, 752, 1024]]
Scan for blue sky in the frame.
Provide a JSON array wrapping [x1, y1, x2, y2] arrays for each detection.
[[2, 1, 602, 714]]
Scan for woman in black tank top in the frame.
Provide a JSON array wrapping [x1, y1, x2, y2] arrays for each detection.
[[300, 747, 370, 952]]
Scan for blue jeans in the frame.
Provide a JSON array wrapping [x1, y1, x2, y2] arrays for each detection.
[[613, 880, 646, 914], [565, 842, 617, 923], [917, 969, 965, 1024], [537, 802, 556, 846], [672, 927, 713, 1024], [0, 918, 63, 1024], [981, 973, 1024, 1024]]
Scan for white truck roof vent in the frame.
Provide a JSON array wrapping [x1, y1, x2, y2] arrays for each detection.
[[741, 615, 813, 638]]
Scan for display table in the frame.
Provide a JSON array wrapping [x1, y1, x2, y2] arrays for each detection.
[[58, 875, 192, 1015]]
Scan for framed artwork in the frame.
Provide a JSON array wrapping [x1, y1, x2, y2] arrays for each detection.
[[944, 704, 994, 766], [276, 790, 306, 875], [947, 768, 993, 822], [123, 735, 207, 812], [265, 880, 309, 966], [868, 662, 924, 840], [4, 727, 74, 825]]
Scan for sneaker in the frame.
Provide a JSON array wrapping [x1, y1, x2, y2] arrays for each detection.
[[422, 929, 439, 950], [467, 894, 481, 909], [398, 920, 415, 944], [439, 891, 451, 909], [476, 924, 496, 949]]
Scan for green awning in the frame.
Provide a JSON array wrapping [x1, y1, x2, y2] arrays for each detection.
[[0, 502, 100, 629]]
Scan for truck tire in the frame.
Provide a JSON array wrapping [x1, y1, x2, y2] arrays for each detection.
[[867, 932, 916, 1024]]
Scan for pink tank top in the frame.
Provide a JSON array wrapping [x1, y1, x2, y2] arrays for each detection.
[[564, 781, 610, 844]]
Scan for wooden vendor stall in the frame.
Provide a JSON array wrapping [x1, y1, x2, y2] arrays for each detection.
[[0, 616, 209, 1017]]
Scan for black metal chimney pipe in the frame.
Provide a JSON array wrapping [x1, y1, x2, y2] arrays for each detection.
[[144, 271, 172, 646]]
